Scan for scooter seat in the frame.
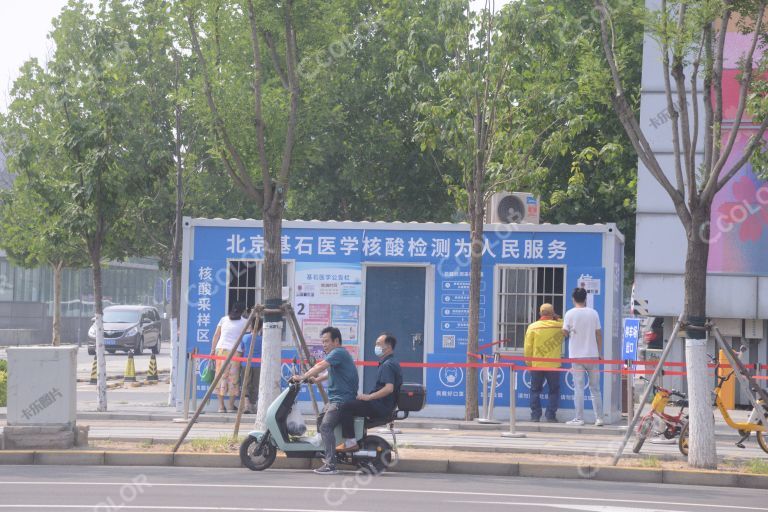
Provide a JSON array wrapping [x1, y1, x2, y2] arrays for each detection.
[[365, 411, 396, 429]]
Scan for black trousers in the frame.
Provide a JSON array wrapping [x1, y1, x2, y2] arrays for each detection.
[[338, 400, 387, 439]]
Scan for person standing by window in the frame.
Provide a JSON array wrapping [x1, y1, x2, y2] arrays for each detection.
[[210, 302, 248, 413], [562, 288, 604, 426]]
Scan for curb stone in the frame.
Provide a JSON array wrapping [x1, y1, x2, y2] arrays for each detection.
[[447, 460, 517, 476], [0, 450, 766, 489], [589, 465, 662, 484], [104, 452, 174, 466], [662, 469, 739, 488], [34, 451, 105, 465]]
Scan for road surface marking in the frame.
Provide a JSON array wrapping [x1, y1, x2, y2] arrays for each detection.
[[0, 480, 764, 511], [0, 507, 365, 511], [456, 502, 695, 512]]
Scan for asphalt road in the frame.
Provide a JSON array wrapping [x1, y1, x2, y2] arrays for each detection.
[[75, 344, 172, 379], [0, 465, 765, 512]]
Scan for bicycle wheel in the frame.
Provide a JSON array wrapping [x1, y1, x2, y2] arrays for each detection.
[[755, 412, 768, 454], [633, 417, 653, 454], [678, 423, 689, 456]]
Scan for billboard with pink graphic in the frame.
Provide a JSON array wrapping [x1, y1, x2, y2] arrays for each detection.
[[707, 32, 768, 276]]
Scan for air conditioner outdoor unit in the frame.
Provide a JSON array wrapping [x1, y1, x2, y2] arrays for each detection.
[[485, 192, 540, 224]]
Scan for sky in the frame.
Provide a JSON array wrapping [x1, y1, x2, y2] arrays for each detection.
[[0, 0, 72, 111], [0, 0, 510, 112]]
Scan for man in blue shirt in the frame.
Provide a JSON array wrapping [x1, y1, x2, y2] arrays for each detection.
[[290, 326, 358, 475], [337, 333, 402, 452]]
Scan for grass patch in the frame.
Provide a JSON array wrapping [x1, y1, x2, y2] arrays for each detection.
[[745, 458, 768, 475], [139, 440, 153, 449], [187, 436, 244, 453], [637, 456, 661, 468]]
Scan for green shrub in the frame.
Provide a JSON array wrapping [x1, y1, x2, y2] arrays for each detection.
[[0, 369, 7, 407], [746, 458, 768, 475], [0, 359, 7, 372]]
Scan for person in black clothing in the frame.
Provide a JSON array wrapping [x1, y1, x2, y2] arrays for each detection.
[[336, 333, 402, 452]]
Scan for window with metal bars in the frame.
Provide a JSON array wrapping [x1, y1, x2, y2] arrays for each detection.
[[227, 260, 292, 312], [496, 266, 565, 351], [227, 260, 293, 342]]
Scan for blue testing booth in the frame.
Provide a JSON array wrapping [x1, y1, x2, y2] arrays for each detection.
[[178, 218, 624, 422]]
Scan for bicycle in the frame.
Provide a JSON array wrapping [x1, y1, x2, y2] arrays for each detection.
[[632, 376, 688, 454], [678, 354, 768, 455]]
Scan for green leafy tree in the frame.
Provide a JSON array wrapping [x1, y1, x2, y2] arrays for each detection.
[[2, 0, 169, 411], [182, 0, 306, 428], [286, 1, 460, 222], [394, 0, 540, 419], [595, 0, 768, 468], [1, 60, 90, 347]]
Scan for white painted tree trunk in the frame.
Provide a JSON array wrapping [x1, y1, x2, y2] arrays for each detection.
[[254, 322, 283, 431], [685, 338, 717, 468], [168, 318, 179, 407], [95, 313, 107, 412]]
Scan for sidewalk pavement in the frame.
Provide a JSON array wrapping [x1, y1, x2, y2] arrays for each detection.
[[2, 402, 766, 462]]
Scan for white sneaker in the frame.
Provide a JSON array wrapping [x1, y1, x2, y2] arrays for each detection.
[[566, 418, 585, 426], [594, 418, 604, 427]]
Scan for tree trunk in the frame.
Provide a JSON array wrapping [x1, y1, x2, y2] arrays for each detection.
[[51, 261, 63, 346], [255, 209, 284, 431], [465, 205, 484, 421], [90, 250, 107, 412], [169, 56, 184, 408], [684, 206, 717, 469]]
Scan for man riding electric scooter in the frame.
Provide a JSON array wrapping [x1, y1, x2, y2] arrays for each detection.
[[289, 326, 357, 475], [337, 333, 402, 452]]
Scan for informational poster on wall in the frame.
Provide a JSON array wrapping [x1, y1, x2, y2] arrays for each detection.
[[294, 262, 362, 361]]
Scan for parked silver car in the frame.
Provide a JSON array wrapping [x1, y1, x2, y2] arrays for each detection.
[[87, 305, 162, 355]]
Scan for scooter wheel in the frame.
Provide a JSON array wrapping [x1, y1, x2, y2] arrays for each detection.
[[357, 435, 393, 475], [240, 435, 276, 471]]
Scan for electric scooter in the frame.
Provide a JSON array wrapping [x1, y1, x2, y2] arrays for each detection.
[[240, 379, 425, 474]]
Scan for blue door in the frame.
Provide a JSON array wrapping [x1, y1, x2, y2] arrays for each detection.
[[364, 266, 426, 389]]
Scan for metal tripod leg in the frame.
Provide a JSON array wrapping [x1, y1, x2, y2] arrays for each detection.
[[285, 303, 329, 406], [173, 307, 260, 453], [284, 305, 321, 416], [233, 308, 264, 438], [711, 326, 768, 416], [611, 313, 684, 466]]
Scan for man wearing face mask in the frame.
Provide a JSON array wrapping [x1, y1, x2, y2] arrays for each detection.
[[336, 333, 402, 452]]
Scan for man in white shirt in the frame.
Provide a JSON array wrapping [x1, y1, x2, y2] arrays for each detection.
[[561, 287, 604, 426]]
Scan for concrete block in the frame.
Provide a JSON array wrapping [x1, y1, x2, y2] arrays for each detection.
[[3, 427, 74, 450], [737, 474, 768, 490], [273, 457, 312, 470], [173, 453, 241, 468], [6, 346, 77, 427], [391, 458, 448, 474], [104, 452, 174, 466], [591, 466, 662, 483], [75, 425, 89, 447], [448, 460, 516, 476], [0, 451, 35, 465], [35, 450, 105, 465], [518, 462, 588, 480], [663, 469, 739, 487]]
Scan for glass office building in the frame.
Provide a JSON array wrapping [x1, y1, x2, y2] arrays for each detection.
[[0, 251, 168, 345]]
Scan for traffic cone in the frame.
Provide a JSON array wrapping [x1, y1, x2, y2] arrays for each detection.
[[146, 353, 159, 382], [89, 354, 98, 384], [124, 351, 137, 382]]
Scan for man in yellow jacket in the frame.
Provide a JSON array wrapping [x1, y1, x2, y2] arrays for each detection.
[[524, 303, 564, 422]]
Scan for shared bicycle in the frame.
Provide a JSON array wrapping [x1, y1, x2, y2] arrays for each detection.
[[632, 377, 688, 454], [678, 354, 767, 455]]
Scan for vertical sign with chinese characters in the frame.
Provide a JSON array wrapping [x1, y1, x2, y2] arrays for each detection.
[[621, 318, 641, 361]]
